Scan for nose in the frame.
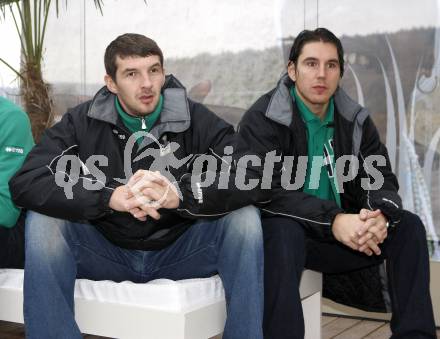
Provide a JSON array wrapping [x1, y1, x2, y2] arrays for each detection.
[[141, 73, 153, 89], [317, 64, 326, 78]]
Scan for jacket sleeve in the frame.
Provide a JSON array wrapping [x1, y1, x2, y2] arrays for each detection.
[[237, 102, 344, 239], [357, 116, 402, 226], [175, 102, 268, 219], [9, 110, 115, 221], [0, 109, 34, 228]]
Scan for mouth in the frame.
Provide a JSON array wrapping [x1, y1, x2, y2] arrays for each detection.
[[139, 94, 154, 104], [312, 86, 327, 94]]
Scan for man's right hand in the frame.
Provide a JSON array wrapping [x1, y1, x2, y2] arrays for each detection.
[[332, 213, 382, 256], [332, 213, 364, 251], [108, 185, 130, 212], [108, 185, 160, 221]]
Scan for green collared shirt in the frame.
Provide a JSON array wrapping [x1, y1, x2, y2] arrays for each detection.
[[291, 87, 341, 207], [115, 95, 163, 141], [0, 97, 34, 228]]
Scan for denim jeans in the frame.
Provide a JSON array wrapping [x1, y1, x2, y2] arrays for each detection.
[[24, 206, 263, 339]]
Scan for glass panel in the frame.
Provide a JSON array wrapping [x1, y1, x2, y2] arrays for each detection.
[[43, 1, 84, 119], [315, 0, 440, 259], [39, 0, 440, 259], [0, 7, 21, 104]]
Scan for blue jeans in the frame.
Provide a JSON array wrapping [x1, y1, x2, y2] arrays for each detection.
[[24, 206, 263, 339]]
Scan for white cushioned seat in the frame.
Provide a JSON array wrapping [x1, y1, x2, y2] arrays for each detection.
[[0, 268, 322, 339]]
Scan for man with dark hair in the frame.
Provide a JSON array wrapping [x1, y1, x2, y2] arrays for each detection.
[[10, 33, 264, 339], [239, 28, 436, 338], [0, 96, 34, 269]]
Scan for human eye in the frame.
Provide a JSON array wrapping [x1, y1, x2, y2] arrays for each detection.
[[126, 71, 137, 78], [327, 62, 339, 69], [306, 60, 318, 68], [150, 66, 162, 75]]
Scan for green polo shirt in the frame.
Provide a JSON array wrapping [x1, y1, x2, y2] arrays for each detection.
[[0, 97, 34, 228], [115, 95, 163, 141], [291, 87, 341, 207]]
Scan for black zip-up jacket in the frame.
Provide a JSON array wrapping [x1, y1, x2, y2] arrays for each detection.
[[9, 75, 264, 250], [238, 74, 403, 238]]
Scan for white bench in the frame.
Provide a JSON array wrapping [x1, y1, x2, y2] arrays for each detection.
[[0, 268, 321, 339]]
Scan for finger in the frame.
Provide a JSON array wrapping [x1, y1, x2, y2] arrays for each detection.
[[345, 239, 359, 251], [143, 207, 161, 220], [359, 209, 369, 221], [366, 239, 381, 256], [127, 170, 147, 186], [357, 220, 370, 236], [128, 181, 158, 200], [130, 202, 161, 220], [133, 213, 147, 221], [368, 209, 382, 218], [125, 189, 134, 199], [359, 235, 380, 250], [129, 178, 166, 196], [128, 170, 161, 187], [372, 229, 386, 244], [142, 187, 169, 203], [359, 241, 374, 252], [363, 248, 373, 256], [367, 225, 387, 243], [129, 207, 142, 215], [129, 192, 164, 218], [147, 174, 168, 187], [378, 229, 388, 243], [129, 207, 147, 220], [125, 194, 151, 210], [359, 217, 377, 236], [358, 231, 373, 245]]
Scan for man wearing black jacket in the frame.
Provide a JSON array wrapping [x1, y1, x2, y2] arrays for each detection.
[[239, 28, 436, 338], [10, 33, 264, 339]]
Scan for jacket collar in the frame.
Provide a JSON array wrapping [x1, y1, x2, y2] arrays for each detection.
[[87, 74, 191, 137], [265, 73, 366, 126]]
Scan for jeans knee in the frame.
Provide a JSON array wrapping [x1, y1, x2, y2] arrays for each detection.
[[25, 211, 69, 257], [223, 205, 263, 244]]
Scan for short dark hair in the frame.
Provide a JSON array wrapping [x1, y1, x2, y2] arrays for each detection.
[[288, 27, 344, 77], [104, 33, 164, 81]]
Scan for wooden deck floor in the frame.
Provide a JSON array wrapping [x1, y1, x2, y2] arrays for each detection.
[[0, 316, 438, 338]]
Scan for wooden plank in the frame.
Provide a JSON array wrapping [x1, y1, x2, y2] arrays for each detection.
[[363, 323, 392, 339], [322, 317, 361, 339], [0, 321, 109, 339], [333, 320, 384, 339], [0, 320, 21, 331], [322, 315, 338, 326], [0, 320, 25, 338]]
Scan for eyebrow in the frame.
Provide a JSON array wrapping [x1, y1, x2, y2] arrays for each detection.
[[302, 57, 339, 64], [121, 62, 162, 74], [122, 68, 138, 75]]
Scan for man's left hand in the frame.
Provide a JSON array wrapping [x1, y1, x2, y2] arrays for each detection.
[[357, 208, 388, 254]]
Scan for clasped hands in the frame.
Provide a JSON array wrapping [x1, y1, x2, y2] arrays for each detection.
[[332, 209, 388, 256], [111, 173, 387, 252], [109, 170, 180, 221]]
